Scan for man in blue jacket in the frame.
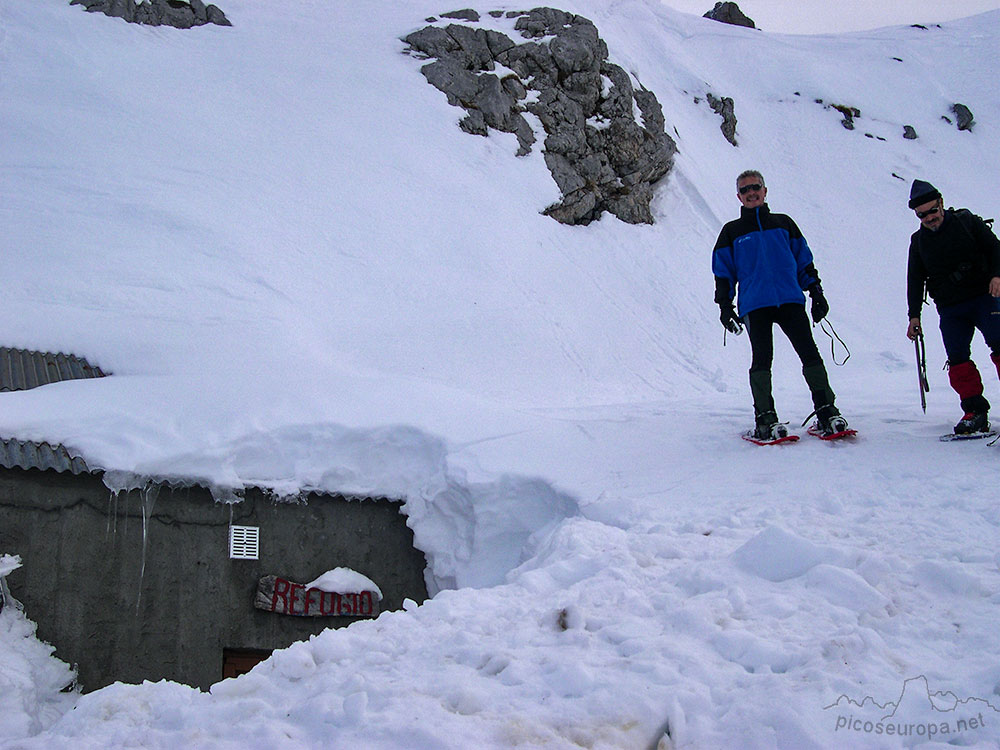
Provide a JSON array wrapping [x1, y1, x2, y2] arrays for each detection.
[[713, 170, 847, 440]]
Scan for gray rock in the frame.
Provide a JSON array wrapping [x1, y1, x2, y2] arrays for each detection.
[[632, 86, 664, 133], [402, 7, 676, 225], [549, 31, 597, 75], [544, 152, 588, 194], [443, 24, 495, 71], [544, 127, 587, 156], [561, 71, 603, 112], [598, 64, 634, 120], [603, 118, 645, 168], [903, 125, 918, 140], [514, 8, 577, 38], [530, 87, 585, 133], [460, 109, 489, 136], [703, 2, 756, 29], [485, 29, 517, 58], [608, 183, 655, 224], [107, 0, 130, 19], [501, 75, 527, 101], [422, 59, 480, 105], [545, 188, 597, 224], [512, 117, 536, 157], [474, 74, 518, 129], [951, 103, 974, 131], [403, 26, 462, 59], [498, 43, 559, 88], [441, 8, 480, 22], [69, 0, 231, 28], [706, 93, 738, 146], [190, 0, 208, 22]]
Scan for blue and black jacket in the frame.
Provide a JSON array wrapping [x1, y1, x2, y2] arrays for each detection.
[[712, 203, 820, 317]]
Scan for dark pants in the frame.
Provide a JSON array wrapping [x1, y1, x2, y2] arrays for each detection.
[[938, 293, 1000, 363], [747, 303, 823, 372], [938, 294, 1000, 413], [745, 303, 833, 422]]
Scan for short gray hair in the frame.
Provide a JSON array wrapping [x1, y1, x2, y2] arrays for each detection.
[[737, 170, 764, 188]]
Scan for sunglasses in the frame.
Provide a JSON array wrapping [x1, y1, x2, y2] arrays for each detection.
[[738, 183, 763, 195], [916, 205, 941, 219]]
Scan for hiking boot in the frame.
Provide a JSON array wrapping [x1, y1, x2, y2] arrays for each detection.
[[753, 421, 788, 441], [815, 405, 848, 436], [954, 411, 989, 435]]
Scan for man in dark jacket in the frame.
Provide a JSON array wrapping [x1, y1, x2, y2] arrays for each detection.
[[905, 179, 1000, 434], [713, 170, 848, 440]]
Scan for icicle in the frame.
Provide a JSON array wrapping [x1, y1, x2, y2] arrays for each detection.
[[102, 470, 147, 494], [106, 488, 126, 537], [102, 471, 146, 542], [135, 483, 160, 614], [209, 484, 244, 505]]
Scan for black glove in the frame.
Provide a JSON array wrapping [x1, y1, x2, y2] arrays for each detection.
[[809, 283, 829, 324], [719, 304, 743, 335]]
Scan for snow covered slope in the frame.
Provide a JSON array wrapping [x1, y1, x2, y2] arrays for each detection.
[[2, 1, 1000, 747]]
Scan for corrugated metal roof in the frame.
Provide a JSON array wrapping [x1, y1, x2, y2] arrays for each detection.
[[0, 438, 95, 475], [0, 347, 107, 392], [0, 349, 106, 474]]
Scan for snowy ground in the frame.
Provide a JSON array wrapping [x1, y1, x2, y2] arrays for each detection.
[[2, 0, 1000, 747]]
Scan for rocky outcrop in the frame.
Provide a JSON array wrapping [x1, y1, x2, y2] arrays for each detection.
[[703, 2, 755, 29], [951, 103, 974, 131], [830, 103, 860, 130], [70, 0, 231, 28], [438, 8, 480, 22], [403, 8, 677, 225], [706, 93, 737, 146]]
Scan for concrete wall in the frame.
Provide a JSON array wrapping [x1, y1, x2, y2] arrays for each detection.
[[0, 467, 428, 691]]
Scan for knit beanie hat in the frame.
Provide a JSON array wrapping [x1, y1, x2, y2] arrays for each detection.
[[908, 179, 941, 209]]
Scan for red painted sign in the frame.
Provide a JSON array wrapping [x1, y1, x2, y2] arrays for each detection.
[[254, 575, 380, 618]]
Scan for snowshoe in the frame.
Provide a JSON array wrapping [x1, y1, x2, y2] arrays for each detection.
[[807, 405, 856, 440], [939, 429, 997, 442], [806, 423, 857, 441], [742, 422, 797, 445]]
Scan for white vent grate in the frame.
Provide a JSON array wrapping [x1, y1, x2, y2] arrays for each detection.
[[229, 525, 260, 560]]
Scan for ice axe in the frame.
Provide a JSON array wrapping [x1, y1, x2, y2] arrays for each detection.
[[915, 329, 929, 412]]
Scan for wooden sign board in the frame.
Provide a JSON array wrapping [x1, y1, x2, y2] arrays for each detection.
[[254, 575, 380, 618]]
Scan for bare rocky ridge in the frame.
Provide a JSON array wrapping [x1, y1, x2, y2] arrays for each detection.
[[404, 8, 677, 225], [70, 0, 231, 29], [703, 2, 755, 29]]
